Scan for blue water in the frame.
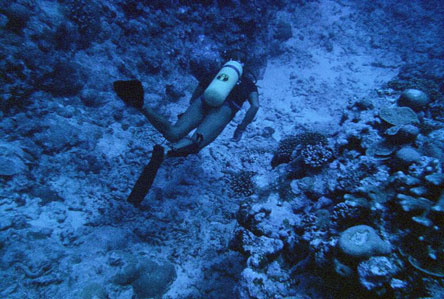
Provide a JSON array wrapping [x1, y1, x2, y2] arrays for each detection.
[[1, 0, 443, 298]]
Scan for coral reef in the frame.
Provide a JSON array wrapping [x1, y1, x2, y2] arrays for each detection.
[[228, 170, 256, 197], [338, 225, 392, 259], [112, 258, 176, 299], [235, 81, 443, 297], [271, 131, 333, 180], [398, 89, 430, 111], [60, 0, 102, 48]]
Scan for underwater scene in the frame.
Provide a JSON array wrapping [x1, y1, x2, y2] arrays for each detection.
[[1, 0, 444, 298]]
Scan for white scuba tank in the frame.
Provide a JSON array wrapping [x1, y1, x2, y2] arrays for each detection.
[[203, 60, 243, 107]]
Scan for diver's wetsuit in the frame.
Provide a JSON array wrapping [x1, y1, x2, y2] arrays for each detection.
[[165, 70, 258, 157]]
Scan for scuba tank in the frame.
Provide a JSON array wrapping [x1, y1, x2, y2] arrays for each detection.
[[203, 60, 243, 107]]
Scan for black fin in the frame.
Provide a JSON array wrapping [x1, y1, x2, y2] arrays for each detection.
[[113, 80, 144, 109], [127, 145, 164, 207]]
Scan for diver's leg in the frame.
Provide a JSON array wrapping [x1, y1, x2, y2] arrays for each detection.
[[194, 104, 234, 148], [140, 98, 204, 142], [167, 104, 234, 157], [166, 135, 203, 157]]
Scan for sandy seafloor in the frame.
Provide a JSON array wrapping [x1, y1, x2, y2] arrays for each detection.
[[1, 0, 443, 298]]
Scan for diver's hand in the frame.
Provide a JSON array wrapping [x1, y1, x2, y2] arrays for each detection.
[[232, 127, 244, 142]]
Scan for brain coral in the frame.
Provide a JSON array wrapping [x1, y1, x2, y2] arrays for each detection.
[[338, 225, 392, 259]]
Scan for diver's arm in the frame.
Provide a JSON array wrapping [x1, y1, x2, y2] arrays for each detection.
[[238, 91, 259, 130], [190, 83, 205, 104], [233, 91, 259, 142]]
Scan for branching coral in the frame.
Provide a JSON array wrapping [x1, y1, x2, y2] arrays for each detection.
[[272, 132, 333, 174], [301, 143, 333, 168], [228, 170, 256, 197], [271, 136, 299, 168]]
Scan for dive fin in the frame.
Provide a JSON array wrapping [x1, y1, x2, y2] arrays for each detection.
[[113, 79, 144, 109], [127, 145, 164, 207]]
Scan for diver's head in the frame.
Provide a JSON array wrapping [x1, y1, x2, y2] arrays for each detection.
[[222, 48, 258, 82], [222, 49, 248, 65], [189, 51, 222, 77]]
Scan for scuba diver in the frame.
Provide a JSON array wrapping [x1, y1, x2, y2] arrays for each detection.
[[113, 50, 260, 207]]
